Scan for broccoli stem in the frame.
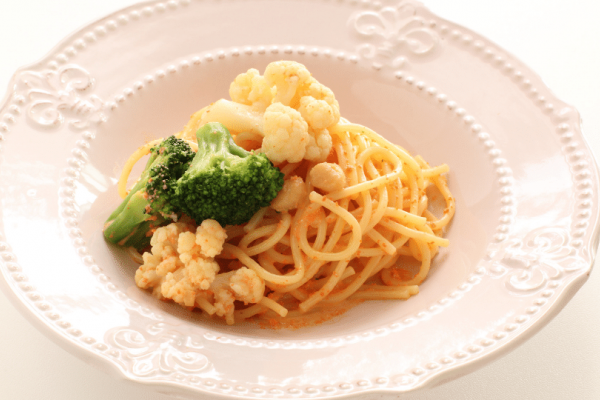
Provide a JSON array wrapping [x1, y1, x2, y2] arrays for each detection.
[[104, 151, 158, 224], [183, 123, 252, 191], [103, 190, 153, 244], [195, 122, 249, 163], [103, 136, 194, 250]]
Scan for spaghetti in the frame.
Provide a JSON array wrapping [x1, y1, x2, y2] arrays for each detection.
[[117, 61, 455, 327]]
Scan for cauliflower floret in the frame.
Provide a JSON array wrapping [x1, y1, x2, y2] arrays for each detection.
[[187, 257, 220, 290], [177, 231, 197, 261], [134, 252, 162, 289], [136, 221, 225, 308], [178, 219, 227, 262], [299, 79, 340, 126], [194, 62, 339, 165], [175, 220, 226, 289], [199, 99, 264, 135], [214, 288, 235, 325], [150, 222, 192, 257], [230, 68, 274, 112], [298, 96, 337, 130], [136, 223, 192, 291], [161, 269, 197, 307], [209, 268, 265, 325], [304, 127, 333, 162], [229, 68, 259, 105], [264, 61, 312, 106], [270, 176, 307, 212], [211, 272, 236, 324], [196, 219, 228, 258], [230, 267, 264, 304], [309, 162, 347, 193], [247, 75, 275, 112], [155, 252, 181, 277], [262, 103, 309, 163]]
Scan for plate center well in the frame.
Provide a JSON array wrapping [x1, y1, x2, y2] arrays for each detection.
[[80, 50, 501, 340]]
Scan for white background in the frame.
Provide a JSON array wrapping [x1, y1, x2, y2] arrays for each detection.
[[0, 1, 599, 399]]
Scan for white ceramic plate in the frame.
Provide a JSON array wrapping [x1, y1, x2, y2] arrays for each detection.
[[0, 0, 598, 398]]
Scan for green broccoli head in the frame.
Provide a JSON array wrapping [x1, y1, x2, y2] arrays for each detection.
[[175, 122, 284, 226], [146, 136, 195, 217], [103, 136, 194, 249]]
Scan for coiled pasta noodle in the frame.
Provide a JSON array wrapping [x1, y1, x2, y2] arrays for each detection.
[[121, 118, 455, 326]]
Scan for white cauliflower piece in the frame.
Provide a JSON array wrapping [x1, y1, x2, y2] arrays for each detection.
[[178, 219, 227, 261], [135, 222, 192, 293], [161, 269, 196, 307], [264, 61, 312, 106], [135, 220, 225, 309], [210, 268, 265, 325], [200, 99, 264, 135], [304, 127, 332, 162], [262, 103, 309, 163], [230, 267, 264, 304], [299, 79, 340, 126], [186, 257, 220, 290], [230, 68, 274, 112], [196, 62, 338, 165], [155, 252, 180, 277], [177, 231, 197, 263], [150, 222, 191, 258], [196, 219, 228, 258], [134, 252, 162, 289], [309, 162, 347, 193], [298, 96, 337, 130], [211, 272, 236, 324], [270, 176, 307, 212], [175, 219, 226, 290], [214, 288, 236, 325], [229, 68, 258, 105]]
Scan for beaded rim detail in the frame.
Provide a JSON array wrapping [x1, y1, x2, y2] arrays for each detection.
[[0, 0, 596, 397]]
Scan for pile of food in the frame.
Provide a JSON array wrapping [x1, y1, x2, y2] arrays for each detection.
[[103, 61, 455, 327]]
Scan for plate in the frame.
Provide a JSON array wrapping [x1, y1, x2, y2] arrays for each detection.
[[0, 0, 598, 398]]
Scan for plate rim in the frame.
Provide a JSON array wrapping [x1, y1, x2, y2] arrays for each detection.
[[0, 0, 598, 398]]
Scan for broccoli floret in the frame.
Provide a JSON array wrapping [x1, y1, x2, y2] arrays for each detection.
[[103, 136, 194, 249], [175, 122, 284, 226]]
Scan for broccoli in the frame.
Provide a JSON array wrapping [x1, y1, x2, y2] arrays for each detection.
[[175, 122, 284, 226], [103, 136, 195, 249]]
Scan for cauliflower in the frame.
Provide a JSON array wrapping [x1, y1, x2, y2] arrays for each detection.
[[198, 98, 330, 164], [134, 252, 163, 290], [264, 61, 312, 106], [199, 99, 264, 135], [175, 219, 226, 289], [135, 222, 192, 291], [309, 162, 347, 192], [213, 288, 235, 325], [210, 268, 265, 325], [150, 222, 191, 258], [161, 269, 197, 307], [134, 219, 268, 324], [178, 220, 227, 260], [230, 267, 264, 303], [262, 103, 309, 163], [186, 257, 220, 290], [229, 68, 258, 105], [305, 127, 333, 162], [299, 79, 340, 125], [195, 61, 340, 165], [195, 219, 228, 257], [229, 68, 274, 112], [134, 220, 227, 307], [270, 176, 307, 212], [298, 96, 337, 130]]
